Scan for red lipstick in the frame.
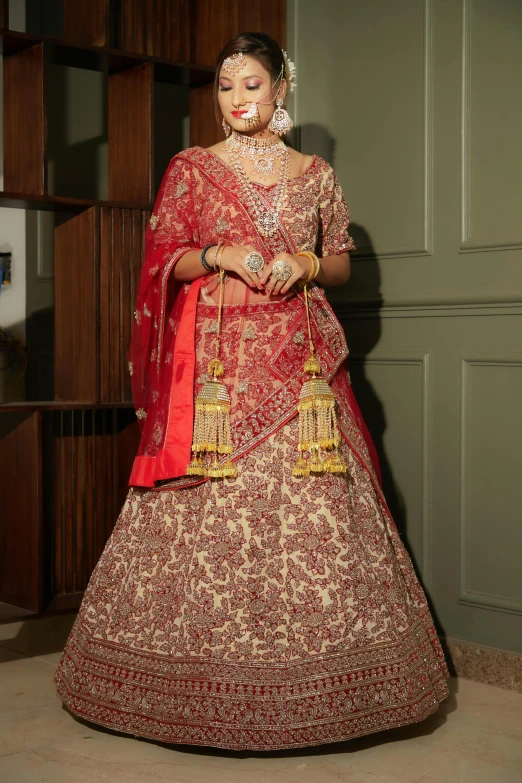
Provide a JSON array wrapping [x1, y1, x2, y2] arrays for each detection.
[[231, 110, 247, 118]]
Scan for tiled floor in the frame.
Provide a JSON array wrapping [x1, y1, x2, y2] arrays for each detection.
[[1, 617, 521, 783]]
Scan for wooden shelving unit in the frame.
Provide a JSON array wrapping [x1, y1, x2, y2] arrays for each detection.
[[0, 0, 285, 622]]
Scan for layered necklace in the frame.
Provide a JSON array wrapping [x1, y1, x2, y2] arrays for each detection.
[[225, 130, 290, 238]]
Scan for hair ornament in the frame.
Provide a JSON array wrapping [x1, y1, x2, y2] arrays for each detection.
[[282, 50, 296, 93], [222, 51, 248, 76]]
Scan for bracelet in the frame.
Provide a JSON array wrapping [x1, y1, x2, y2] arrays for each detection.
[[215, 242, 227, 272], [211, 241, 225, 270], [200, 244, 215, 272], [296, 251, 320, 285]]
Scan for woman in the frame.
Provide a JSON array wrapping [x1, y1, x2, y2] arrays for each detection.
[[54, 32, 449, 751]]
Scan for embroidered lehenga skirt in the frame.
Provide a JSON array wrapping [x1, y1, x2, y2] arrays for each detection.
[[54, 295, 450, 751]]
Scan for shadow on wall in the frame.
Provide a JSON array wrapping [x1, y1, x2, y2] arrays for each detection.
[[298, 122, 423, 574]]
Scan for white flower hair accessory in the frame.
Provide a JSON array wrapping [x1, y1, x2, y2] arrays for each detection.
[[282, 50, 296, 93]]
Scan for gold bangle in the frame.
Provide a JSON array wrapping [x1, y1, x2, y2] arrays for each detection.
[[209, 241, 223, 269], [215, 243, 227, 272], [296, 251, 313, 283], [212, 241, 224, 270], [296, 251, 319, 285]]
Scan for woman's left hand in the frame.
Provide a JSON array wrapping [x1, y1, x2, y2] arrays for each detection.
[[260, 252, 310, 295]]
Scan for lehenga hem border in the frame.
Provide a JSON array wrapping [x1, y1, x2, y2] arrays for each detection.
[[56, 678, 450, 753], [54, 610, 450, 752]]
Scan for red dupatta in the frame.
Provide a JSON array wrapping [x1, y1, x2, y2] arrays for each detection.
[[128, 148, 382, 491]]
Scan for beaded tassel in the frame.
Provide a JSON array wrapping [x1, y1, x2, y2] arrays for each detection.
[[187, 269, 238, 479], [292, 285, 347, 477]]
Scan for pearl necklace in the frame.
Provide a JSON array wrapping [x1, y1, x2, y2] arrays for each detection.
[[225, 131, 290, 237]]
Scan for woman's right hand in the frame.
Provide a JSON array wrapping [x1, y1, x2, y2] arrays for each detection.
[[219, 244, 265, 289]]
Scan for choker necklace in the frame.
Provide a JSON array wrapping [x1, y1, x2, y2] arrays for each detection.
[[225, 130, 287, 180], [225, 131, 290, 237]]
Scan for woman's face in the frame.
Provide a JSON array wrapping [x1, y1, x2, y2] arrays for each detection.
[[218, 54, 285, 135]]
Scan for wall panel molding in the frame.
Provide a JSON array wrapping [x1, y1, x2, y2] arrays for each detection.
[[334, 301, 522, 320], [459, 0, 522, 252], [458, 353, 522, 614], [353, 0, 433, 260], [348, 351, 432, 584]]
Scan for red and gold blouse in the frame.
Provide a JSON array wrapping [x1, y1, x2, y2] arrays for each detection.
[[128, 147, 381, 493]]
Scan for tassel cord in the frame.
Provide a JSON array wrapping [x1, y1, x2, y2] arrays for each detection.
[[303, 283, 315, 357]]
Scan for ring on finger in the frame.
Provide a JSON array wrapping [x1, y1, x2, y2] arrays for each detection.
[[244, 251, 265, 274], [271, 259, 293, 282]]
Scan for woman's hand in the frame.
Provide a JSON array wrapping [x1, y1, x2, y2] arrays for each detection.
[[260, 252, 311, 295], [219, 244, 265, 289]]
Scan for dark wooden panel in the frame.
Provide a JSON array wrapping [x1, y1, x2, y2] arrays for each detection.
[[54, 207, 99, 402], [49, 408, 139, 602], [238, 1, 287, 50], [0, 412, 42, 612], [99, 208, 112, 403], [108, 62, 153, 204], [0, 0, 8, 29], [63, 0, 110, 47], [117, 0, 190, 61], [191, 0, 238, 68], [99, 208, 146, 403], [191, 0, 286, 68], [113, 409, 141, 517], [120, 209, 133, 400], [0, 191, 152, 212], [3, 43, 47, 194], [190, 81, 221, 149]]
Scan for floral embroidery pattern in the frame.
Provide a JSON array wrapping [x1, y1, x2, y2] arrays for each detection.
[[216, 217, 230, 233], [54, 417, 449, 750]]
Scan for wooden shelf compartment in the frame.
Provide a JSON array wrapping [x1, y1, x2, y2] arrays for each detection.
[[54, 205, 149, 405], [0, 190, 153, 211], [0, 402, 135, 412], [0, 411, 43, 614], [2, 41, 46, 195], [0, 29, 214, 86], [0, 407, 140, 620]]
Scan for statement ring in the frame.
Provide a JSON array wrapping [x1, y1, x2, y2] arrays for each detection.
[[271, 259, 293, 282], [244, 251, 265, 274]]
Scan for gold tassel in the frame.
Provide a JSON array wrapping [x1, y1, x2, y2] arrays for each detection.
[[187, 266, 238, 479], [292, 284, 347, 477]]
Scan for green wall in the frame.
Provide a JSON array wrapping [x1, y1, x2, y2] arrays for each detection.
[[288, 0, 522, 653]]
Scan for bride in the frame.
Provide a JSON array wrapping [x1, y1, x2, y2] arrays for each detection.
[[54, 31, 450, 751]]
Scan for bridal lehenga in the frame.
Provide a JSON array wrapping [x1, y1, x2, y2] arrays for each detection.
[[54, 147, 450, 751]]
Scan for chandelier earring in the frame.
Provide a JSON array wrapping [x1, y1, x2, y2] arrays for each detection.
[[268, 97, 293, 136], [222, 117, 231, 137]]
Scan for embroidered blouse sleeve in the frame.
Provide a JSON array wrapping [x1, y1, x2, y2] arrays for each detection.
[[317, 164, 356, 257]]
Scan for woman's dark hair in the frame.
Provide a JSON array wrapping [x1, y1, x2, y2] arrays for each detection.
[[213, 32, 285, 125]]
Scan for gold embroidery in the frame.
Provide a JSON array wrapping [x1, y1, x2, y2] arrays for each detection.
[[242, 324, 256, 340], [149, 215, 159, 230], [54, 421, 449, 750], [216, 217, 230, 234], [135, 408, 146, 419], [175, 181, 189, 198]]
